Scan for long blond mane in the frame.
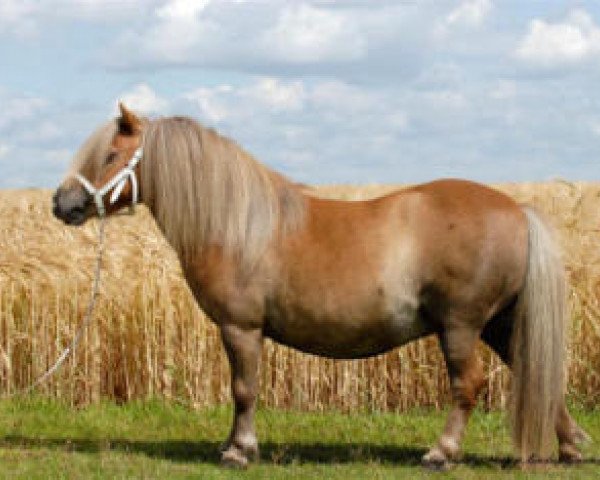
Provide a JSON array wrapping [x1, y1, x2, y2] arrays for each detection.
[[138, 117, 306, 267]]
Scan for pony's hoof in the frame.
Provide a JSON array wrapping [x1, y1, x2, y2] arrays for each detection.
[[559, 444, 583, 464], [221, 447, 249, 469], [422, 448, 452, 471]]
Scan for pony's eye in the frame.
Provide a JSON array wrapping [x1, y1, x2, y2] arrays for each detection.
[[105, 152, 117, 164]]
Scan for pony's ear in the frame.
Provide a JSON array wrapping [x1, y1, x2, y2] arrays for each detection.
[[118, 102, 142, 135]]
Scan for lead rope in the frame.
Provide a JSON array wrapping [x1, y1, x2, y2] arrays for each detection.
[[6, 217, 106, 397]]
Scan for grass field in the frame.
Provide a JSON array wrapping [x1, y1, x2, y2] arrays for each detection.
[[0, 398, 598, 479]]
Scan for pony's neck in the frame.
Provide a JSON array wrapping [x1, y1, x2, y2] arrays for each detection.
[[140, 118, 306, 268]]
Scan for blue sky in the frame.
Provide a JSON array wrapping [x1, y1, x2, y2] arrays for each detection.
[[1, 0, 600, 188]]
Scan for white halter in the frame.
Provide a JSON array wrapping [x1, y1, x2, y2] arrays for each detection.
[[75, 146, 143, 217]]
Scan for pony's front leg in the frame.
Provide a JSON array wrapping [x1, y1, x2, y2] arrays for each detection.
[[219, 322, 263, 468], [422, 326, 485, 470]]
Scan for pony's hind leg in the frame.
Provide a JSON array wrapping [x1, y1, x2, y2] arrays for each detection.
[[219, 323, 263, 468], [556, 403, 590, 462], [422, 326, 485, 469], [481, 307, 588, 462]]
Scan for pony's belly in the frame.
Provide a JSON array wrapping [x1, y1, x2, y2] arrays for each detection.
[[264, 298, 430, 359]]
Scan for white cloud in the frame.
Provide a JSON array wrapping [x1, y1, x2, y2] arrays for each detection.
[[184, 78, 306, 125], [446, 0, 492, 28], [516, 9, 600, 66], [0, 0, 156, 36], [183, 85, 232, 123], [260, 4, 366, 64], [182, 77, 387, 124], [103, 2, 432, 82], [0, 0, 36, 36], [5, 1, 600, 187], [119, 2, 368, 68], [435, 0, 492, 38], [310, 80, 376, 112], [183, 78, 306, 123], [242, 78, 306, 111], [0, 95, 48, 130], [57, 0, 152, 20], [117, 84, 169, 116], [156, 0, 211, 20], [176, 77, 411, 183], [136, 0, 219, 63]]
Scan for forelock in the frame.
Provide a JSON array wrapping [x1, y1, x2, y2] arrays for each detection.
[[66, 121, 117, 181]]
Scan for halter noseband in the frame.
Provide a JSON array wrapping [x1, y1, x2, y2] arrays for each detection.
[[75, 146, 143, 218]]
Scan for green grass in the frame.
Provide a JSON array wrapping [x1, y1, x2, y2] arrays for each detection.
[[0, 399, 598, 479]]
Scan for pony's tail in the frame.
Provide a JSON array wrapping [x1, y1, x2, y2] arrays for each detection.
[[510, 206, 566, 461]]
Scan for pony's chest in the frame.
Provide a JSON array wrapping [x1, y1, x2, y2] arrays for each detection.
[[183, 263, 267, 328]]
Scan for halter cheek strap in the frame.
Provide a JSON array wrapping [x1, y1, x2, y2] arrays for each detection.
[[75, 146, 143, 218]]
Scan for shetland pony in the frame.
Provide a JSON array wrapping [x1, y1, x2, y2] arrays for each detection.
[[53, 104, 588, 468]]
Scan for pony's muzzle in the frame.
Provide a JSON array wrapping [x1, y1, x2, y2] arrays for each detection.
[[53, 185, 93, 226]]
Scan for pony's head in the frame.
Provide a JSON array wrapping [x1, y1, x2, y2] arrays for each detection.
[[53, 103, 144, 225], [53, 104, 306, 267]]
